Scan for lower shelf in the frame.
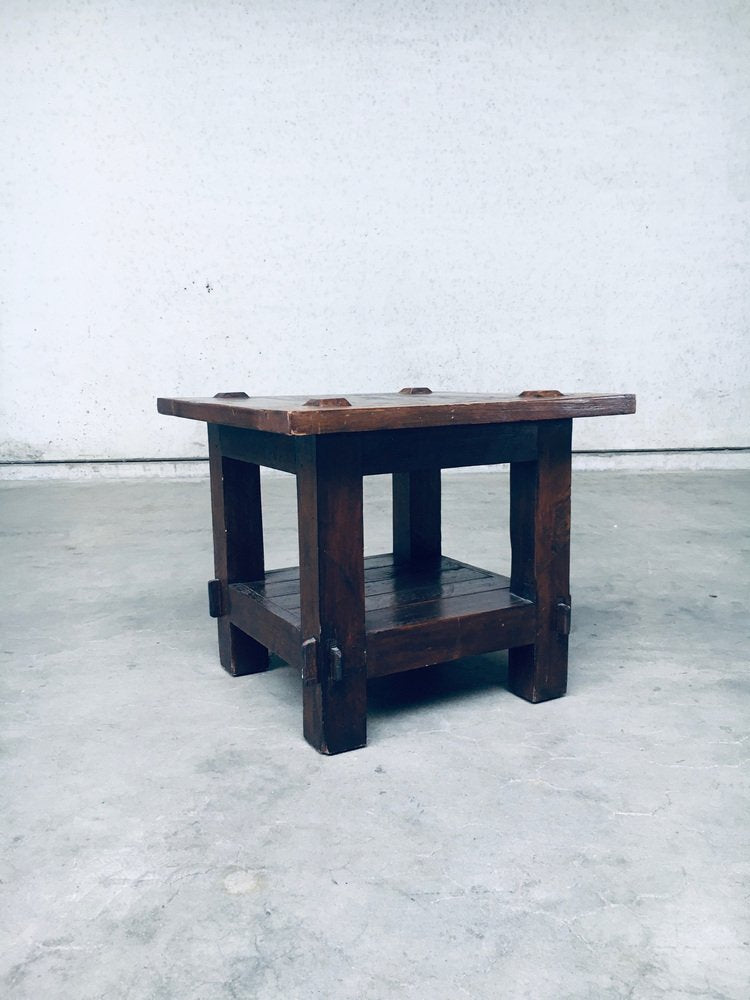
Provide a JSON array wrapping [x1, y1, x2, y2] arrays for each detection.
[[228, 553, 536, 678]]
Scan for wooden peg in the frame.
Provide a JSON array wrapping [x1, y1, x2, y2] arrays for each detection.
[[303, 397, 352, 408]]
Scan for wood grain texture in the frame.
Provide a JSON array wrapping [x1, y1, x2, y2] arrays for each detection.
[[229, 554, 534, 679], [268, 562, 493, 612], [228, 582, 302, 670], [217, 425, 296, 474], [509, 419, 572, 701], [157, 391, 636, 435], [361, 423, 538, 474], [366, 591, 536, 678], [207, 425, 269, 676], [295, 435, 367, 754], [393, 469, 441, 564]]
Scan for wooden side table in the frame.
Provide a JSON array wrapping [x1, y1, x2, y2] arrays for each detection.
[[157, 389, 635, 754]]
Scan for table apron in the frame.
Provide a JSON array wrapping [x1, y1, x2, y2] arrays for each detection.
[[216, 422, 539, 476]]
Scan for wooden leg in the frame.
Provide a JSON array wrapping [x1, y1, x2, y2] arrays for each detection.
[[508, 419, 572, 702], [208, 425, 269, 676], [296, 435, 367, 754], [392, 469, 441, 563]]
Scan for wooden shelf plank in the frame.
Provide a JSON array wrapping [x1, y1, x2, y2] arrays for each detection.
[[229, 554, 535, 679]]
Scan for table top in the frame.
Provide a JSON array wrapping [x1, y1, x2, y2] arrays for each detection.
[[157, 389, 635, 436]]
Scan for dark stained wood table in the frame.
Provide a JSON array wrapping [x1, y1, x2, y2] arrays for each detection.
[[157, 388, 636, 754]]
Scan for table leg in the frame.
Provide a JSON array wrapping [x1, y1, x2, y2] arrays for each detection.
[[392, 469, 441, 564], [208, 425, 269, 676], [509, 419, 572, 701], [296, 435, 367, 754]]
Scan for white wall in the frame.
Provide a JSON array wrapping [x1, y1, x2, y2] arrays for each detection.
[[2, 0, 748, 462]]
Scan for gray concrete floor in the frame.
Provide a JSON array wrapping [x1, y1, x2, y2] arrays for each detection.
[[1, 471, 748, 1000]]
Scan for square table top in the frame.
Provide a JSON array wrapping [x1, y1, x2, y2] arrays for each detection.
[[157, 389, 635, 436]]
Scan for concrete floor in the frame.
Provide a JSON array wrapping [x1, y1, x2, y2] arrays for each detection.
[[1, 471, 748, 1000]]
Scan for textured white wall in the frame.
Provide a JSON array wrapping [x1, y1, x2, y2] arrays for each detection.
[[1, 0, 748, 461]]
